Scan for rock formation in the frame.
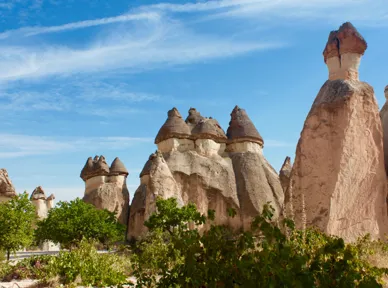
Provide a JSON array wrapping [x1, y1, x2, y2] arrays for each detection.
[[0, 169, 16, 203], [80, 156, 130, 226], [279, 157, 292, 194], [30, 186, 55, 220], [128, 106, 284, 239], [380, 85, 388, 176], [286, 22, 388, 242]]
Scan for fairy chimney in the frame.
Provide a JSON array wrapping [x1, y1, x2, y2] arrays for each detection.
[[192, 117, 227, 156], [279, 157, 292, 193], [81, 156, 130, 226], [288, 22, 388, 242], [0, 169, 16, 202], [30, 186, 54, 220], [226, 106, 264, 153], [323, 22, 367, 81], [155, 107, 194, 153], [380, 85, 388, 176], [185, 107, 205, 131]]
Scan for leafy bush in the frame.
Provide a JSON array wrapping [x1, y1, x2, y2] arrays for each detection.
[[41, 239, 131, 287], [35, 198, 125, 249], [132, 197, 388, 287], [1, 240, 131, 287]]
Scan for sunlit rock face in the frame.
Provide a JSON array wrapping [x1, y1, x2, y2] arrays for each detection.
[[80, 156, 130, 226], [380, 86, 388, 176], [0, 169, 16, 203], [128, 106, 284, 239], [286, 22, 388, 242]]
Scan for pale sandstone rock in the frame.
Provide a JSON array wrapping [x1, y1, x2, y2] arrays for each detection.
[[128, 106, 284, 239], [279, 157, 292, 193], [0, 169, 16, 203], [30, 186, 55, 220], [323, 22, 367, 81], [185, 107, 205, 131], [81, 156, 130, 226], [155, 108, 191, 144], [379, 86, 388, 176], [127, 151, 183, 239], [287, 23, 388, 242]]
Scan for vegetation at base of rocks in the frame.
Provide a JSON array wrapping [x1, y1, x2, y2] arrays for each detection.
[[0, 240, 132, 287], [131, 197, 388, 287], [35, 198, 125, 249], [0, 192, 37, 260]]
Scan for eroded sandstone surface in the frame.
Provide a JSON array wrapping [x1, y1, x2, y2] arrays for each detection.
[[0, 169, 16, 202], [80, 156, 130, 226], [128, 106, 284, 239], [286, 22, 388, 242]]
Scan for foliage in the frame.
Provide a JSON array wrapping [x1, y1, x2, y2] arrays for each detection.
[[0, 241, 131, 287], [40, 239, 131, 287], [35, 198, 125, 249], [0, 255, 52, 282], [132, 197, 388, 287], [0, 192, 37, 260]]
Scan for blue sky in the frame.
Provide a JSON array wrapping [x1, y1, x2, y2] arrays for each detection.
[[1, 0, 388, 203]]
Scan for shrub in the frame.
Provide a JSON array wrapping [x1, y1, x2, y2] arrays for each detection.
[[41, 239, 131, 287], [132, 197, 388, 287]]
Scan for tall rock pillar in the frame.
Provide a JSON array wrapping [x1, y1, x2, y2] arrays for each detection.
[[380, 86, 388, 176], [287, 22, 388, 242]]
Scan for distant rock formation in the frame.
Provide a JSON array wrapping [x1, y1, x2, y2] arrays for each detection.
[[30, 187, 58, 251], [286, 22, 388, 242], [279, 157, 292, 193], [0, 169, 16, 202], [30, 186, 55, 220], [80, 156, 130, 226], [380, 85, 388, 176], [128, 106, 284, 239]]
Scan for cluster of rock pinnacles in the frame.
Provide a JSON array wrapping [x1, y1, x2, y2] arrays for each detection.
[[77, 22, 388, 242], [2, 22, 388, 244]]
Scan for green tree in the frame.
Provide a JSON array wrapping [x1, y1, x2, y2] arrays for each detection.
[[0, 192, 37, 260], [35, 198, 125, 249]]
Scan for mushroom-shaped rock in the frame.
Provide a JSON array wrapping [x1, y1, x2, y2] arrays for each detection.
[[226, 106, 263, 146], [287, 23, 387, 242], [47, 194, 55, 201], [155, 108, 191, 144], [337, 22, 367, 56], [0, 169, 16, 200], [80, 157, 95, 181], [94, 155, 110, 176], [279, 157, 292, 193], [139, 152, 156, 178], [30, 186, 47, 200], [323, 31, 340, 63], [192, 118, 227, 142], [185, 108, 205, 130], [110, 157, 129, 176], [323, 22, 367, 81]]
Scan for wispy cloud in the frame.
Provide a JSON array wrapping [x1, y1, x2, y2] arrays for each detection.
[[0, 11, 159, 39], [0, 20, 281, 82], [0, 80, 160, 114], [265, 140, 295, 148], [0, 134, 153, 158]]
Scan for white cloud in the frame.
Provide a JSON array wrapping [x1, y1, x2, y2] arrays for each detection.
[[0, 11, 159, 39], [265, 140, 295, 148], [0, 20, 281, 82], [0, 134, 153, 158], [0, 80, 160, 114]]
